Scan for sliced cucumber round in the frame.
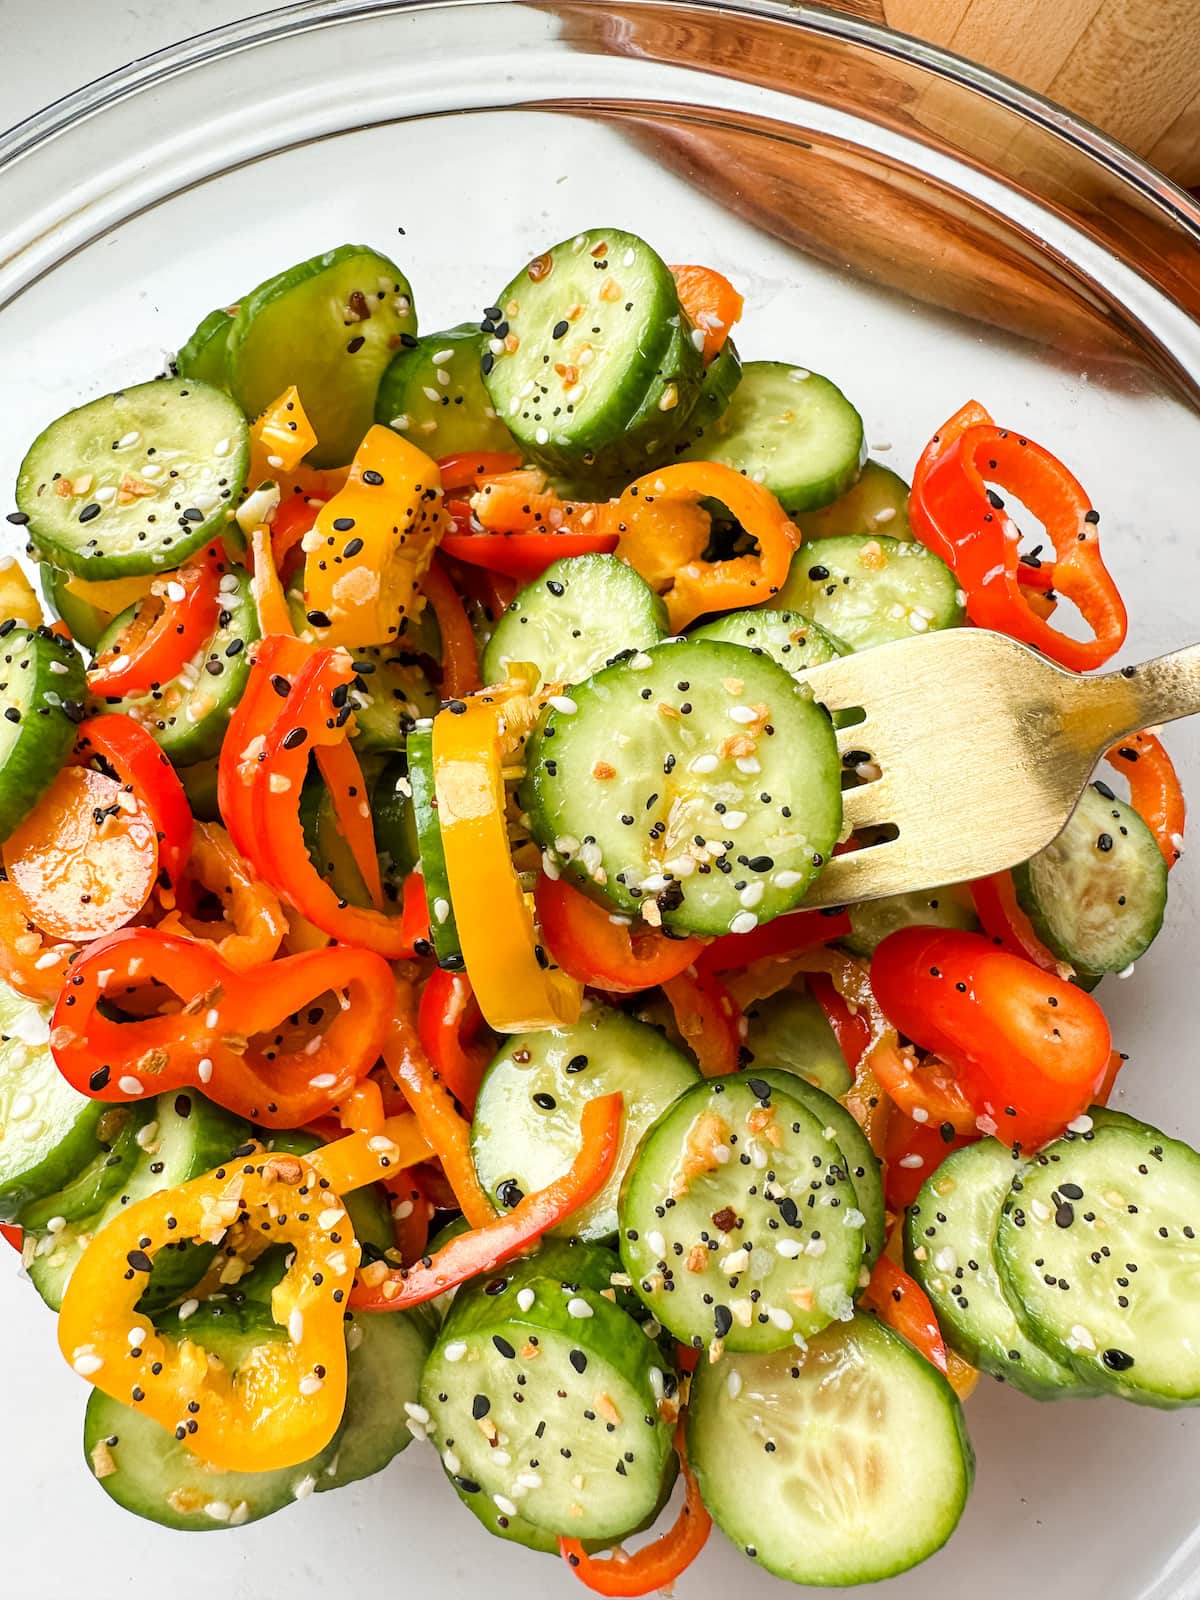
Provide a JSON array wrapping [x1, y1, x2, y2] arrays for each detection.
[[1014, 781, 1167, 978], [471, 1006, 698, 1240], [376, 321, 516, 459], [800, 459, 912, 539], [995, 1110, 1200, 1407], [744, 1066, 885, 1266], [690, 607, 845, 681], [347, 644, 437, 754], [681, 360, 865, 512], [520, 639, 842, 937], [741, 986, 851, 1097], [613, 307, 706, 476], [175, 307, 235, 389], [905, 1138, 1091, 1398], [422, 1275, 672, 1540], [229, 244, 417, 468], [670, 338, 742, 448], [842, 881, 979, 958], [91, 567, 260, 765], [482, 554, 666, 688], [688, 1313, 973, 1585], [482, 228, 686, 477], [775, 532, 964, 652], [317, 1305, 433, 1491], [0, 981, 106, 1223], [619, 1075, 866, 1352], [372, 755, 420, 882], [17, 379, 249, 579], [0, 623, 86, 843], [20, 1103, 151, 1230]]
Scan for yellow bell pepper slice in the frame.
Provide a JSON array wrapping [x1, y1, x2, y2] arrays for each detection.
[[61, 570, 155, 622], [250, 384, 319, 481], [0, 559, 45, 629], [58, 1132, 391, 1473], [303, 426, 446, 649], [433, 699, 581, 1033]]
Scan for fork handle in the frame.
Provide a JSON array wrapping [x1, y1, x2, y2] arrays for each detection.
[[1084, 641, 1200, 749]]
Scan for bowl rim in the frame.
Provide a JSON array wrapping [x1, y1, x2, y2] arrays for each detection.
[[1, 0, 1198, 239]]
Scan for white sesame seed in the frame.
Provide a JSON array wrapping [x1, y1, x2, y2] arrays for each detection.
[[443, 1341, 468, 1363], [73, 1354, 104, 1376], [118, 1075, 144, 1096], [722, 810, 748, 829], [648, 1367, 665, 1402], [228, 1502, 250, 1526], [739, 882, 764, 910], [933, 1246, 957, 1273], [436, 369, 451, 387], [1069, 1323, 1096, 1352], [517, 1470, 542, 1489], [566, 1296, 594, 1319], [720, 1248, 750, 1274], [308, 1074, 337, 1091], [535, 427, 550, 446], [735, 756, 762, 775], [729, 911, 758, 935], [549, 694, 578, 715], [1030, 1199, 1052, 1223], [843, 1208, 866, 1230], [288, 1309, 305, 1344], [493, 1495, 518, 1518], [910, 1106, 930, 1124], [204, 1008, 219, 1029], [690, 753, 719, 774], [432, 348, 455, 365], [177, 1299, 200, 1322], [899, 1153, 925, 1169], [772, 870, 803, 889], [1068, 1114, 1094, 1134], [728, 705, 758, 724], [204, 1500, 232, 1522], [292, 1475, 317, 1501], [48, 659, 70, 675], [805, 1237, 827, 1258], [127, 1325, 148, 1347], [404, 1401, 431, 1425], [443, 1449, 461, 1475], [775, 1238, 802, 1259], [299, 1374, 324, 1396], [197, 1058, 213, 1084], [516, 1287, 536, 1313], [1116, 963, 1135, 979]]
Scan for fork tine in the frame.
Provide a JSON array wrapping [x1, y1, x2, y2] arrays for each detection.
[[839, 779, 891, 830]]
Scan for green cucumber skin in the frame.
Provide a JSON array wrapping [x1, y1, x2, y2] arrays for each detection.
[[90, 568, 260, 765], [1013, 783, 1167, 979], [482, 553, 667, 689], [175, 308, 235, 389], [669, 338, 742, 450], [376, 322, 516, 459], [19, 1104, 152, 1230], [229, 244, 417, 468], [774, 532, 964, 652], [407, 726, 463, 969], [347, 646, 438, 755], [842, 882, 979, 958], [801, 459, 912, 540], [0, 981, 107, 1223], [0, 624, 87, 845], [17, 379, 249, 579]]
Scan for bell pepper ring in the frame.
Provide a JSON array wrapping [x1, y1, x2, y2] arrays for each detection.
[[417, 967, 493, 1114], [351, 1091, 622, 1311], [862, 1254, 949, 1376], [153, 819, 287, 970], [432, 697, 581, 1032], [71, 712, 194, 889], [420, 556, 482, 698], [49, 927, 394, 1127], [534, 873, 703, 995], [670, 263, 744, 363], [86, 541, 223, 698], [303, 426, 447, 649], [910, 402, 1127, 672], [661, 966, 742, 1077], [217, 632, 315, 861], [1106, 730, 1185, 868], [58, 1131, 397, 1474], [697, 906, 851, 976]]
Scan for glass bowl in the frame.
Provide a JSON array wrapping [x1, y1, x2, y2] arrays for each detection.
[[1, 4, 1198, 1596]]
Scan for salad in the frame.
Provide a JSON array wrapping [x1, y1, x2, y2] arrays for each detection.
[[0, 227, 1192, 1592]]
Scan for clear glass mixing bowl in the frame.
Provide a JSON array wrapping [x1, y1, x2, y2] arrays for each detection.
[[1, 4, 1198, 1596]]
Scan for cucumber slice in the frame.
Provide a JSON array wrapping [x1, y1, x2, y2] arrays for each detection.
[[687, 1313, 973, 1585], [613, 307, 706, 475], [775, 532, 964, 651], [407, 725, 462, 969], [681, 360, 865, 512], [619, 1075, 866, 1351], [376, 322, 516, 458], [39, 564, 111, 651], [520, 639, 842, 937], [422, 1274, 672, 1540], [670, 338, 742, 448], [481, 554, 666, 688], [801, 459, 912, 539], [17, 379, 250, 579], [229, 245, 417, 468], [842, 881, 979, 958], [317, 1304, 433, 1491], [742, 987, 851, 1097], [482, 228, 687, 477], [689, 608, 845, 681], [0, 624, 86, 844], [905, 1138, 1090, 1398], [178, 756, 220, 821], [175, 308, 235, 389], [995, 1110, 1200, 1407], [372, 755, 420, 882], [347, 644, 438, 754], [0, 981, 106, 1223], [471, 1006, 699, 1240], [27, 1089, 247, 1312], [20, 1103, 151, 1230], [91, 567, 260, 765], [1013, 782, 1167, 977], [744, 1067, 885, 1266]]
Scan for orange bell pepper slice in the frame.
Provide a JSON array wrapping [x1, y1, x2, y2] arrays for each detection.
[[155, 820, 287, 971], [1107, 730, 1185, 868], [671, 264, 744, 363]]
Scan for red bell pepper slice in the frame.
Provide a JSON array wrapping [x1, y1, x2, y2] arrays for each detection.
[[559, 1423, 712, 1596], [351, 1092, 623, 1310], [1, 1224, 21, 1253], [417, 968, 493, 1114], [50, 927, 393, 1127], [217, 634, 314, 860], [808, 972, 871, 1071], [71, 714, 193, 889], [910, 402, 1127, 671], [440, 530, 620, 585], [1106, 731, 1185, 868], [969, 870, 1060, 973], [535, 874, 703, 994], [662, 967, 741, 1077], [870, 927, 1112, 1150], [420, 556, 480, 698], [697, 907, 851, 975], [861, 1255, 949, 1374], [86, 542, 222, 697], [437, 451, 523, 494], [883, 1111, 976, 1212]]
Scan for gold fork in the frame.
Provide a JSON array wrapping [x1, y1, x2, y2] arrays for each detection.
[[798, 628, 1197, 909]]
